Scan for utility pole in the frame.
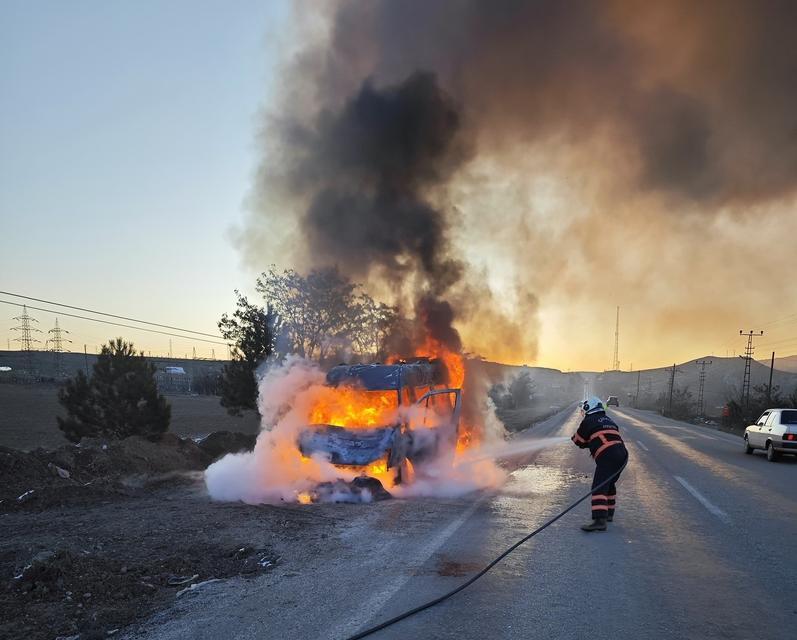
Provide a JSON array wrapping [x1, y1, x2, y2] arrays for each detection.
[[612, 306, 620, 371], [11, 304, 42, 373], [169, 339, 173, 359], [83, 344, 89, 376], [739, 330, 763, 409], [635, 371, 641, 408], [696, 359, 712, 419], [667, 363, 682, 417], [192, 346, 197, 360], [767, 351, 775, 403], [47, 318, 71, 378]]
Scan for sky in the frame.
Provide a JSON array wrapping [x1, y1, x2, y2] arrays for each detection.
[[0, 0, 290, 359], [2, 1, 797, 371]]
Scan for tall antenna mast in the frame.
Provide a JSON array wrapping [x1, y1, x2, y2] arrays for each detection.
[[612, 306, 620, 371]]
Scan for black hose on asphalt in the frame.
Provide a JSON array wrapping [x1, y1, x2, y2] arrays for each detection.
[[343, 460, 628, 640]]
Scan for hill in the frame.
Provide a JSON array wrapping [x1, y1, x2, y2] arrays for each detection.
[[758, 354, 797, 373], [481, 355, 797, 418]]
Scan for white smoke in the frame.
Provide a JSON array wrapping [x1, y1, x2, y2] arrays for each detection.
[[205, 356, 352, 503]]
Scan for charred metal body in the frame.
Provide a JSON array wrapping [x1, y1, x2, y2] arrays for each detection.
[[324, 359, 446, 390]]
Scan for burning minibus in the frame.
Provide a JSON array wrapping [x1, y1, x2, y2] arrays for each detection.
[[297, 358, 462, 492]]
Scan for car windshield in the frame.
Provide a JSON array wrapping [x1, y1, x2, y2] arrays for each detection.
[[780, 410, 797, 425], [309, 387, 399, 429]]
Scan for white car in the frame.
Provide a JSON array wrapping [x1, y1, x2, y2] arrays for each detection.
[[743, 408, 797, 461]]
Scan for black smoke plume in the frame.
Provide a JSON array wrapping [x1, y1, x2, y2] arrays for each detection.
[[242, 0, 797, 364], [295, 72, 469, 295]]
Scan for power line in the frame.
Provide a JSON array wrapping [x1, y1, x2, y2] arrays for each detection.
[[756, 335, 797, 349], [757, 312, 797, 329], [0, 290, 222, 340], [0, 300, 228, 346]]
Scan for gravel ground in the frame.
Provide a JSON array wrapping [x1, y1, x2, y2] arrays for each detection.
[[0, 470, 349, 640]]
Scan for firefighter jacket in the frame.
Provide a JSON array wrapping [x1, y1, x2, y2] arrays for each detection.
[[572, 411, 625, 460]]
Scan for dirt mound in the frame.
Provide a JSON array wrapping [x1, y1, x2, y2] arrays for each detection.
[[196, 430, 256, 462], [3, 542, 279, 640], [0, 434, 208, 511], [0, 447, 58, 506]]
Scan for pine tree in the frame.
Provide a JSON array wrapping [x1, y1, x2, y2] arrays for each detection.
[[57, 338, 170, 443], [218, 292, 279, 416]]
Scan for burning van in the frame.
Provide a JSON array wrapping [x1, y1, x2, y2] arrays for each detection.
[[297, 359, 462, 492]]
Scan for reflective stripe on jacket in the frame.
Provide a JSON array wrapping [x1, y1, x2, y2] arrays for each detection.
[[571, 411, 625, 460]]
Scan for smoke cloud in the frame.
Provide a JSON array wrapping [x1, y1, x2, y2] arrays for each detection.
[[239, 0, 797, 368]]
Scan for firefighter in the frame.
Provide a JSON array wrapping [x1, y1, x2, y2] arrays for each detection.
[[571, 396, 628, 532]]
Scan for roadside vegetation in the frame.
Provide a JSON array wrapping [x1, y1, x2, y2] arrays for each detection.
[[217, 292, 278, 416], [57, 338, 170, 443], [723, 384, 797, 431]]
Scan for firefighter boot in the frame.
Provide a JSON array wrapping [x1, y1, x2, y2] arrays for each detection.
[[581, 517, 608, 532]]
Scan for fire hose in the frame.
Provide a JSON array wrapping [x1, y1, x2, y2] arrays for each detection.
[[343, 460, 627, 640]]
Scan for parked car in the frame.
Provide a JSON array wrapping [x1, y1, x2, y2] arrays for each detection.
[[743, 408, 797, 461], [606, 396, 620, 407], [298, 360, 462, 487]]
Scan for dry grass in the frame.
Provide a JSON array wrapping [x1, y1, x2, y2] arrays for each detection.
[[0, 384, 261, 450]]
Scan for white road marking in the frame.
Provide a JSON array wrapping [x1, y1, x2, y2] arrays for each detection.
[[616, 410, 739, 444], [636, 440, 650, 452], [329, 497, 485, 638], [689, 432, 718, 441], [674, 476, 731, 524]]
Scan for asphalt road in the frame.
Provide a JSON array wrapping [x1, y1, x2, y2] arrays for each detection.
[[124, 407, 797, 640]]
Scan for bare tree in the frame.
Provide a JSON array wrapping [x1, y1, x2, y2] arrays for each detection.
[[256, 267, 362, 360], [352, 293, 399, 361]]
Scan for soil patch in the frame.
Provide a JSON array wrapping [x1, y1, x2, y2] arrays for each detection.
[[0, 476, 343, 640]]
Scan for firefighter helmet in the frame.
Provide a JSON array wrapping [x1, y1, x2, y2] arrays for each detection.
[[582, 396, 605, 415]]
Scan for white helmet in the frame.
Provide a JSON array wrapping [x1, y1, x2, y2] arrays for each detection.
[[582, 396, 604, 415]]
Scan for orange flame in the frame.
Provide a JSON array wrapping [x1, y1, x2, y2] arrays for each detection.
[[308, 386, 398, 429], [413, 338, 465, 389], [336, 455, 397, 490]]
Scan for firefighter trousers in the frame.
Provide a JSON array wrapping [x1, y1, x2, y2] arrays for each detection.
[[591, 444, 628, 520]]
